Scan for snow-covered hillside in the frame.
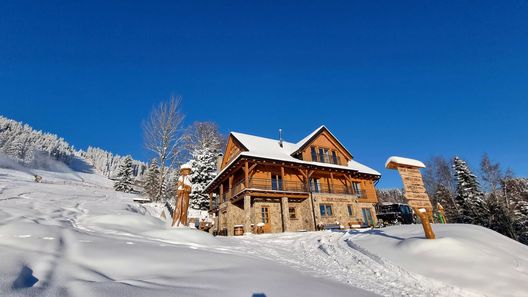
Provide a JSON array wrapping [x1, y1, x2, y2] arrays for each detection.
[[1, 166, 527, 297]]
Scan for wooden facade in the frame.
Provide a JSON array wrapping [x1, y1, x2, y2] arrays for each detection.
[[204, 126, 381, 236]]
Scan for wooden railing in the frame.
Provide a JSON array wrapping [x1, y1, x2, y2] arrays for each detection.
[[221, 177, 367, 199], [310, 183, 367, 197], [311, 153, 341, 165]]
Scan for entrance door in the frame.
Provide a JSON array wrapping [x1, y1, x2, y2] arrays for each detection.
[[361, 208, 373, 227], [260, 206, 271, 233]]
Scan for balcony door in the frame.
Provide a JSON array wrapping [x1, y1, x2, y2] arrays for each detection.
[[271, 174, 283, 191]]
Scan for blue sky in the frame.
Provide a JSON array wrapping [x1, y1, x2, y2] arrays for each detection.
[[1, 1, 527, 188]]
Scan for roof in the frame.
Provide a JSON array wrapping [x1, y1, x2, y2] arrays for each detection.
[[385, 156, 426, 169], [230, 127, 380, 175], [204, 127, 381, 192]]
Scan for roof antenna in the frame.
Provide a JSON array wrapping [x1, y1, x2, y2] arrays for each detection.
[[278, 128, 283, 148]]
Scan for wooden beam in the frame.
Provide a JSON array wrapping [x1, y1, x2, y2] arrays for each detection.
[[248, 163, 257, 174], [229, 176, 233, 198], [298, 168, 307, 179], [244, 161, 249, 187], [220, 184, 224, 203], [330, 172, 334, 193]]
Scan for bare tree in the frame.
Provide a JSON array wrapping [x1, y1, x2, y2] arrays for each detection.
[[143, 96, 185, 200]]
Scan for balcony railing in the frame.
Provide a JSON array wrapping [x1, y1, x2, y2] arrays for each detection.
[[221, 177, 367, 199], [233, 178, 307, 194], [311, 153, 341, 165], [310, 183, 367, 197]]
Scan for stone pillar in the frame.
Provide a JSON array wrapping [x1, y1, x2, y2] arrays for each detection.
[[281, 197, 290, 232], [226, 202, 234, 236], [244, 195, 252, 234]]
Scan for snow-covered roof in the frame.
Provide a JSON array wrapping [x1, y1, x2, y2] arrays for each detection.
[[227, 128, 380, 176], [385, 156, 426, 169]]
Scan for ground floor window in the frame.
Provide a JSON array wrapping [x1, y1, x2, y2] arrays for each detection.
[[289, 207, 297, 219], [361, 208, 373, 225], [319, 204, 333, 217], [261, 207, 270, 223], [347, 204, 354, 217]]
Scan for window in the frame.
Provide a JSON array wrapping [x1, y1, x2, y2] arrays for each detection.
[[309, 178, 320, 192], [352, 182, 361, 195], [271, 174, 283, 190], [319, 204, 333, 217], [347, 205, 354, 217], [310, 146, 317, 162], [332, 151, 338, 164], [318, 148, 330, 163], [261, 207, 270, 223], [289, 207, 297, 219]]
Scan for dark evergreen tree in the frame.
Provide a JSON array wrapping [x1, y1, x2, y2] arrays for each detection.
[[114, 155, 134, 193], [143, 159, 160, 201], [453, 156, 489, 226]]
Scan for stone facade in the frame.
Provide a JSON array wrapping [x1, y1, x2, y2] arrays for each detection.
[[212, 194, 376, 235], [312, 193, 377, 228]]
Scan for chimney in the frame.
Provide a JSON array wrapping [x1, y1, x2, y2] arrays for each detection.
[[216, 153, 224, 172], [278, 129, 283, 148]]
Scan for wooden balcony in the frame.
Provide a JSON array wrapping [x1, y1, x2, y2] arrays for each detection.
[[214, 178, 367, 203]]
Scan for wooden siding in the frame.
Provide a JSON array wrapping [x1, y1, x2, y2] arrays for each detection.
[[299, 130, 352, 165]]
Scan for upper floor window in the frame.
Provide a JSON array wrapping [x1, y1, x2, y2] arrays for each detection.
[[310, 146, 340, 165], [309, 178, 320, 193], [352, 182, 362, 195], [271, 174, 283, 190], [310, 146, 317, 162]]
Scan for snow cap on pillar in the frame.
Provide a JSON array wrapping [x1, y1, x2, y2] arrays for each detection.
[[385, 156, 426, 169]]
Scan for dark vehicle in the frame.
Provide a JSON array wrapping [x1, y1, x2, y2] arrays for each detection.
[[375, 203, 414, 226]]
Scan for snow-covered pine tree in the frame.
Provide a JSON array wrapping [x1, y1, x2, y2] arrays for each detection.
[[143, 159, 160, 201], [503, 178, 528, 245], [453, 156, 489, 226], [187, 122, 223, 210], [114, 155, 134, 193]]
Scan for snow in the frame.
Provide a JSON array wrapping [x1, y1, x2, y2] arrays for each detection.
[[349, 225, 528, 297], [180, 163, 192, 170], [385, 156, 426, 168], [2, 164, 527, 297], [0, 166, 374, 297]]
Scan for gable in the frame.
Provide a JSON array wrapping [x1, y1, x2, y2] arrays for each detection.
[[220, 134, 247, 170], [297, 129, 353, 164]]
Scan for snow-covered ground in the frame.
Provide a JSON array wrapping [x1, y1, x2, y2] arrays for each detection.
[[1, 166, 527, 297]]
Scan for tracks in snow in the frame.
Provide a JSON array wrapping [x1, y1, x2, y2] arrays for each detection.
[[233, 232, 475, 297]]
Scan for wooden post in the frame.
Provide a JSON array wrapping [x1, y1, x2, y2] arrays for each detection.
[[244, 161, 249, 188], [280, 166, 285, 190], [229, 176, 233, 199], [209, 192, 213, 211], [220, 184, 224, 203], [415, 208, 436, 239], [330, 172, 334, 193]]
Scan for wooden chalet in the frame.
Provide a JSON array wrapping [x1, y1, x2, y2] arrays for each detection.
[[204, 126, 381, 236]]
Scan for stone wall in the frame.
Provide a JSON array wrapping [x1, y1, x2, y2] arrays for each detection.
[[312, 193, 377, 228]]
